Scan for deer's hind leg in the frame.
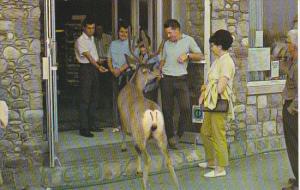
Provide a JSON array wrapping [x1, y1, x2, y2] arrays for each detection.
[[141, 145, 151, 190], [151, 110, 180, 189], [134, 140, 151, 190], [155, 133, 181, 190]]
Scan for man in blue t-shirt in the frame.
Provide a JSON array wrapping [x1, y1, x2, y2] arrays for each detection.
[[159, 19, 204, 149]]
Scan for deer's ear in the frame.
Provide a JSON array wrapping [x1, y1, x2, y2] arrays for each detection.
[[125, 54, 137, 70]]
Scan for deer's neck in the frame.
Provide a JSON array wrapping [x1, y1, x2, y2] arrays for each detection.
[[131, 74, 146, 94]]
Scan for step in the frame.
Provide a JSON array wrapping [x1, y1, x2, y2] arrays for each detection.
[[2, 130, 205, 189], [41, 141, 205, 189]]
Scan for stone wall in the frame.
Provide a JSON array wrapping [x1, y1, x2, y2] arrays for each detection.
[[0, 0, 45, 186], [184, 0, 285, 159], [245, 93, 285, 156], [184, 0, 205, 51]]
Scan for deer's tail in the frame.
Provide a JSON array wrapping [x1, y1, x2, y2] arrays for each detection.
[[143, 109, 164, 136]]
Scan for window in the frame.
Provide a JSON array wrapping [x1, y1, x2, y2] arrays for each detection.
[[248, 0, 297, 81]]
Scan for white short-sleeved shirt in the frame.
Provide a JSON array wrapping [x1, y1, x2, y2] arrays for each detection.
[[75, 32, 99, 64], [207, 52, 235, 89], [161, 34, 202, 76]]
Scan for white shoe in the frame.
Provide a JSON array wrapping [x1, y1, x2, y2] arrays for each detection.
[[204, 170, 226, 178], [198, 162, 216, 169]]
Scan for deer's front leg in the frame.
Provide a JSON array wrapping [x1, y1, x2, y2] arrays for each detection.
[[135, 145, 143, 176], [121, 130, 127, 152]]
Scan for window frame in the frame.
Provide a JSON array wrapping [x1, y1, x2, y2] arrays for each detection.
[[247, 0, 286, 91]]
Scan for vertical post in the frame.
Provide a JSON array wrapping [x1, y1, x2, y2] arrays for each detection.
[[155, 0, 163, 50], [131, 0, 139, 36], [44, 0, 57, 168], [147, 0, 153, 49], [112, 0, 118, 40], [51, 0, 58, 143], [155, 0, 163, 107], [204, 0, 211, 81]]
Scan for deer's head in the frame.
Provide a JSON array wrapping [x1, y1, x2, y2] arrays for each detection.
[[125, 28, 164, 92], [125, 55, 160, 92]]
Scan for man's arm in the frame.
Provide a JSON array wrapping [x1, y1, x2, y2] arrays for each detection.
[[83, 51, 108, 73], [178, 37, 204, 63], [82, 51, 98, 68], [188, 52, 203, 61], [159, 60, 165, 72], [178, 52, 203, 63], [108, 57, 120, 77]]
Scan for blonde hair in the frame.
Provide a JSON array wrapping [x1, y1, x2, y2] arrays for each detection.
[[287, 29, 298, 48]]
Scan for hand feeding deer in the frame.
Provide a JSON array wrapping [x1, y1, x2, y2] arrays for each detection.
[[117, 29, 181, 190]]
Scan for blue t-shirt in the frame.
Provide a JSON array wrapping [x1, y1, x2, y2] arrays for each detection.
[[107, 39, 131, 69], [161, 34, 201, 76]]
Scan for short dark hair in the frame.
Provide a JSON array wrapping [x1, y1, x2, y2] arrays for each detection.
[[82, 16, 96, 27], [209, 30, 233, 50], [118, 20, 130, 32], [163, 19, 180, 29]]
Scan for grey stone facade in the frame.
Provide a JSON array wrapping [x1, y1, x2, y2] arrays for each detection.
[[0, 0, 288, 188], [0, 0, 45, 186]]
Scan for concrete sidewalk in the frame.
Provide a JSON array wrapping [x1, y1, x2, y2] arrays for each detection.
[[76, 151, 293, 190]]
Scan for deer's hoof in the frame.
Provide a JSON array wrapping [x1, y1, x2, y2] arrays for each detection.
[[136, 170, 143, 177], [121, 144, 127, 152]]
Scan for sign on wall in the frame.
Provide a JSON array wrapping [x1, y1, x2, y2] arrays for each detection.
[[247, 48, 270, 71]]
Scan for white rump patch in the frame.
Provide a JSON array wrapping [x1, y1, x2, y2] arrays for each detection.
[[143, 109, 164, 134]]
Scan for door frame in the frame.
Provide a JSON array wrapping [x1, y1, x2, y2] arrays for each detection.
[[112, 0, 164, 50], [44, 0, 58, 168]]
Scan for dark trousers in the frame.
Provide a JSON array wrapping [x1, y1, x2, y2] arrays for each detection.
[[112, 71, 133, 128], [79, 64, 99, 132], [283, 100, 298, 185], [144, 88, 158, 103], [160, 75, 192, 139]]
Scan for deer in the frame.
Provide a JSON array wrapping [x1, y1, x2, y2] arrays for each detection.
[[117, 28, 181, 190]]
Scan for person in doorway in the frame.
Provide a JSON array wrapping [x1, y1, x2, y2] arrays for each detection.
[[137, 34, 160, 102], [75, 16, 108, 137], [95, 24, 113, 110], [159, 19, 204, 149], [198, 29, 235, 178], [281, 29, 298, 190], [95, 24, 112, 59], [107, 21, 132, 129]]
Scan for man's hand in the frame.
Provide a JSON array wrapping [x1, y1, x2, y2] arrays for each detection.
[[177, 53, 188, 64], [120, 64, 129, 72], [112, 68, 121, 77], [98, 65, 108, 73]]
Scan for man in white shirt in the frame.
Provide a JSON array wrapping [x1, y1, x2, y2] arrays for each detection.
[[75, 17, 108, 137]]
